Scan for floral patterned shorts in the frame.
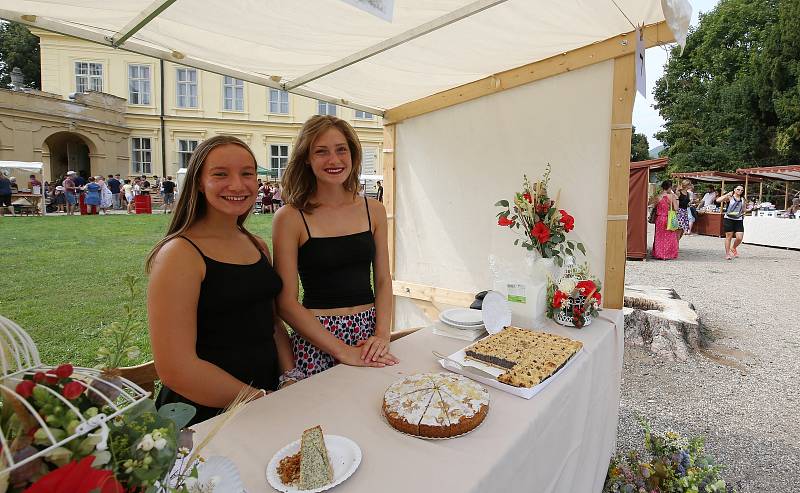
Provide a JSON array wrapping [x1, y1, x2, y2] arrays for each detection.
[[291, 307, 376, 377]]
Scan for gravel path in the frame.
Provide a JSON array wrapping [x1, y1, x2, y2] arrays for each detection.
[[617, 228, 800, 493]]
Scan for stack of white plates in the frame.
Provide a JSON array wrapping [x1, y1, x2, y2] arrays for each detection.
[[434, 308, 486, 341]]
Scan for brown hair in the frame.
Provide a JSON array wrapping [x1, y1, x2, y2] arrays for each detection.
[[144, 135, 258, 273], [281, 115, 362, 212]]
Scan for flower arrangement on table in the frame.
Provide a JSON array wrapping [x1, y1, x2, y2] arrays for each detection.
[[495, 164, 585, 267], [604, 419, 733, 493], [0, 276, 246, 493], [545, 263, 601, 328]]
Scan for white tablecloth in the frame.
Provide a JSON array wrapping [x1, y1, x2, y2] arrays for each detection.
[[192, 310, 625, 493], [743, 216, 800, 249]]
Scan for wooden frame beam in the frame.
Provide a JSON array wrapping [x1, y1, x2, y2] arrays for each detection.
[[383, 124, 397, 275], [604, 54, 636, 309], [384, 21, 674, 124], [392, 281, 475, 307]]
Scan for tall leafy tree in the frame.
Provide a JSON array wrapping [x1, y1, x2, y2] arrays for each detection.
[[630, 126, 651, 162], [654, 0, 799, 173], [0, 21, 40, 89]]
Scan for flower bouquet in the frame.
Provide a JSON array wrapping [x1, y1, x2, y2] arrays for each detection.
[[495, 164, 585, 268], [604, 419, 733, 493], [546, 263, 601, 328]]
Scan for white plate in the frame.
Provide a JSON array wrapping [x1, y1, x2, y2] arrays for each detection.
[[438, 315, 486, 330], [480, 291, 512, 334], [439, 308, 484, 326], [266, 435, 361, 493]]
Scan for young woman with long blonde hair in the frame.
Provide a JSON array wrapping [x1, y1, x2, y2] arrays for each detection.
[[273, 115, 398, 377], [146, 135, 295, 425]]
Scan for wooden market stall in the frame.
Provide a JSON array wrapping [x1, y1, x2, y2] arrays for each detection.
[[0, 2, 693, 492], [672, 171, 760, 237], [736, 165, 800, 250], [628, 157, 668, 259]]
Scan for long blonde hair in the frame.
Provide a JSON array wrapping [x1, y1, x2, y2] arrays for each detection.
[[282, 115, 362, 212], [145, 135, 258, 273]]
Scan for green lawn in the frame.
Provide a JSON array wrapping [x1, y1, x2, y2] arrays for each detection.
[[0, 213, 274, 368]]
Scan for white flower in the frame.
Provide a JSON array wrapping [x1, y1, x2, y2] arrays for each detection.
[[154, 437, 167, 450], [151, 430, 162, 440], [137, 434, 154, 451], [558, 277, 577, 294]]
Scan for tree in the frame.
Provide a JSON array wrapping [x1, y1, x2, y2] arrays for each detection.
[[653, 0, 799, 173], [0, 21, 40, 89], [630, 126, 651, 162]]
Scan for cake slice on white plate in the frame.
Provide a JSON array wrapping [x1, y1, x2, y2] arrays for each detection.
[[299, 425, 333, 490]]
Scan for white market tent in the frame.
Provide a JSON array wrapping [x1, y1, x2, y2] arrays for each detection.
[[0, 160, 46, 214], [0, 0, 690, 311]]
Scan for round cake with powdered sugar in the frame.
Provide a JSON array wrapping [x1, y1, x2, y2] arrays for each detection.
[[382, 372, 489, 438]]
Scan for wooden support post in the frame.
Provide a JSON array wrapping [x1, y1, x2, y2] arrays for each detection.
[[383, 124, 397, 275], [744, 175, 749, 202], [604, 53, 636, 310], [759, 182, 763, 204], [785, 181, 789, 210]]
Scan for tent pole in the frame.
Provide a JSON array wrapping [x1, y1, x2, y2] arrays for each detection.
[[383, 124, 397, 329], [744, 175, 749, 201], [759, 182, 763, 203], [604, 53, 636, 310]]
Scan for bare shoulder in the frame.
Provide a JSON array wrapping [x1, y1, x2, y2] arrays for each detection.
[[366, 197, 387, 220], [273, 204, 302, 230], [150, 236, 204, 272]]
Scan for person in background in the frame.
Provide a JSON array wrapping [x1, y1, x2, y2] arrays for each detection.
[[123, 179, 135, 214], [376, 180, 384, 203], [676, 180, 692, 241], [73, 172, 86, 188], [273, 115, 399, 378], [9, 176, 18, 193], [786, 197, 800, 218], [0, 172, 14, 216], [701, 186, 718, 209], [651, 180, 679, 260], [717, 185, 746, 260], [84, 176, 101, 215], [28, 174, 42, 192], [98, 176, 113, 214], [62, 171, 78, 215], [53, 185, 66, 213], [260, 181, 274, 213], [107, 174, 122, 210], [271, 183, 282, 210], [140, 175, 151, 195], [146, 135, 296, 425], [161, 175, 176, 214]]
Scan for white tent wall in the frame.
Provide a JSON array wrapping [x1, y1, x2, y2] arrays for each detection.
[[392, 61, 613, 329]]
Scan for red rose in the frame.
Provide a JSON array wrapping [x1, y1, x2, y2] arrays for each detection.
[[535, 203, 550, 214], [592, 291, 602, 303], [44, 373, 59, 385], [61, 381, 85, 400], [576, 280, 596, 295], [523, 192, 532, 203], [531, 222, 551, 244], [552, 290, 568, 308], [558, 210, 575, 232], [33, 372, 47, 383], [54, 364, 73, 379], [498, 216, 514, 227], [16, 380, 36, 398], [23, 455, 124, 493]]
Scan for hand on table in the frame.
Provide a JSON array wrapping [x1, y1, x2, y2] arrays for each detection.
[[356, 335, 394, 363], [338, 344, 398, 368]]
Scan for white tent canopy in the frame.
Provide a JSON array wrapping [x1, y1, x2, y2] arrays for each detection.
[[0, 161, 43, 173], [0, 0, 689, 114]]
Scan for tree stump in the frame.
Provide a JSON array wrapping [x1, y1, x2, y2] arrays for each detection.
[[622, 285, 711, 361]]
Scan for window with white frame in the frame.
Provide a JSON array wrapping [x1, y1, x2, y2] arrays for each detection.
[[128, 64, 151, 105], [355, 110, 373, 119], [223, 76, 244, 111], [269, 89, 289, 114], [270, 144, 290, 179], [177, 139, 199, 168], [317, 100, 337, 116], [75, 62, 103, 93], [176, 68, 198, 108], [131, 137, 152, 174]]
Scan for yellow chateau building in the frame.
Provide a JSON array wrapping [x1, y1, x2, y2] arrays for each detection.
[[25, 29, 384, 182]]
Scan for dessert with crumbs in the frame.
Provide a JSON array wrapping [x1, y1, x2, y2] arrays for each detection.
[[277, 425, 333, 490]]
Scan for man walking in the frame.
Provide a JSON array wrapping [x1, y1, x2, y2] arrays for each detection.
[[107, 174, 122, 210], [62, 171, 78, 215], [161, 175, 176, 214]]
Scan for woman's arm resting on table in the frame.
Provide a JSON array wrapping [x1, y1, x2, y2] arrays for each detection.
[[272, 206, 395, 368], [148, 239, 263, 408]]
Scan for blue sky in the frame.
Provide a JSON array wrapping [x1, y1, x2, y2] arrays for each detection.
[[633, 0, 720, 150]]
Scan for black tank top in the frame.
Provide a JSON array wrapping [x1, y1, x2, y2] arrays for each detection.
[[156, 233, 283, 425], [297, 197, 376, 309], [679, 191, 690, 209]]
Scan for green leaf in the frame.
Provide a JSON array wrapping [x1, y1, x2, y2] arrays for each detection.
[[495, 200, 509, 207], [158, 403, 197, 431], [577, 243, 586, 255], [514, 239, 519, 245]]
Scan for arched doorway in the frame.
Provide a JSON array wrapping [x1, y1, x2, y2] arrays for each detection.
[[44, 132, 92, 182]]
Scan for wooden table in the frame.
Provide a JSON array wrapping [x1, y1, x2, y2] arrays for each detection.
[[11, 192, 43, 215], [694, 211, 724, 237]]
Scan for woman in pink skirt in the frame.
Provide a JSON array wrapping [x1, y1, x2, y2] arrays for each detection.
[[652, 180, 679, 260]]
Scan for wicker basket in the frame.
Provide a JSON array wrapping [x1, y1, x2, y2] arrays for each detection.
[[553, 293, 594, 327]]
